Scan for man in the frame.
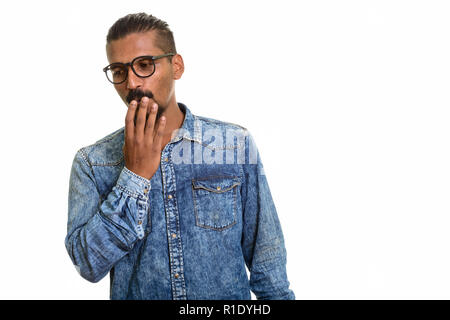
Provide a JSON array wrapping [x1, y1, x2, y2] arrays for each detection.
[[65, 12, 295, 300]]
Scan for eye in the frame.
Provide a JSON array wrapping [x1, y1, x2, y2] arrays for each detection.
[[135, 58, 153, 70], [111, 68, 124, 76], [139, 61, 150, 68]]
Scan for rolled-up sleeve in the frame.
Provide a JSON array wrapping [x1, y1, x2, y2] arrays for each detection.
[[241, 131, 295, 300], [65, 149, 151, 283]]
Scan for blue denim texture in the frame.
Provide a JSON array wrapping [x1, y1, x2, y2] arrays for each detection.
[[65, 103, 295, 300]]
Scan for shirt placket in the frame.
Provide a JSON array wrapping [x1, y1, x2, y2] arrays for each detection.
[[161, 143, 187, 300]]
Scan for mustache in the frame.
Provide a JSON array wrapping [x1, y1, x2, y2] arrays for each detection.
[[126, 89, 154, 104]]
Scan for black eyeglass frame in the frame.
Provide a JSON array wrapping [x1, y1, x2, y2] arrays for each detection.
[[103, 53, 175, 84]]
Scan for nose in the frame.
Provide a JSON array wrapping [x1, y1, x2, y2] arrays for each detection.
[[126, 66, 142, 90]]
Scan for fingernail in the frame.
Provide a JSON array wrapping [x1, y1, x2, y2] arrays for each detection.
[[152, 103, 157, 111]]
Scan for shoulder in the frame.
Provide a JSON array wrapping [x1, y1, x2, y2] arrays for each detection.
[[193, 114, 248, 132], [192, 114, 251, 150], [75, 127, 125, 167]]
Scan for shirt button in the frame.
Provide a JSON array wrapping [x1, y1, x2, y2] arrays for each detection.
[[216, 186, 221, 191], [138, 220, 142, 225], [144, 188, 148, 194], [174, 273, 179, 279], [168, 194, 173, 199], [171, 233, 177, 239], [164, 157, 169, 162]]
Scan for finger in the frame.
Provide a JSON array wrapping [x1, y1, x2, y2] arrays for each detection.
[[135, 97, 149, 141], [125, 100, 137, 142], [152, 116, 166, 150], [145, 102, 158, 137]]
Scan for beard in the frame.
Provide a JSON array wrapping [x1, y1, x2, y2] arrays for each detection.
[[126, 89, 153, 104], [126, 89, 165, 124]]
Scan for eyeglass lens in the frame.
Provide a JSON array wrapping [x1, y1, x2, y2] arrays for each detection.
[[106, 57, 155, 84]]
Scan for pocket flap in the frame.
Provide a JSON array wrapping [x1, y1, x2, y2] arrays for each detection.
[[192, 176, 241, 193]]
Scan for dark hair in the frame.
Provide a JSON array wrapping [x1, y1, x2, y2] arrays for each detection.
[[106, 13, 177, 57]]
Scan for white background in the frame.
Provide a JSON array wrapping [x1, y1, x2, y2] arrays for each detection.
[[0, 0, 449, 299]]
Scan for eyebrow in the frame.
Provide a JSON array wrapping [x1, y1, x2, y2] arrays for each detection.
[[110, 54, 161, 65]]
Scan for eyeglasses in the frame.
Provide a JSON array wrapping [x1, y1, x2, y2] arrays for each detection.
[[103, 53, 175, 84]]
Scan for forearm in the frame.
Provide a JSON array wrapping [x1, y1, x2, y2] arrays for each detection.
[[65, 188, 146, 282], [65, 151, 150, 282], [248, 242, 295, 300]]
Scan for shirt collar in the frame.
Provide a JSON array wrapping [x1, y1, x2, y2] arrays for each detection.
[[170, 102, 202, 144]]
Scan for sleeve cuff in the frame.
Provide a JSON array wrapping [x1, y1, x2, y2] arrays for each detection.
[[116, 167, 151, 198]]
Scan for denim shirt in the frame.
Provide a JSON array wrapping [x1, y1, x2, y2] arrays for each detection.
[[65, 102, 295, 300]]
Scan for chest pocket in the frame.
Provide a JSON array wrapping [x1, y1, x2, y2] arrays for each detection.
[[191, 176, 241, 231]]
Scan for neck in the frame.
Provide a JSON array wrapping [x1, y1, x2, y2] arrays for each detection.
[[158, 99, 185, 146]]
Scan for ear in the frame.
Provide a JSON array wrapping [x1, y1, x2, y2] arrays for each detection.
[[171, 54, 184, 80]]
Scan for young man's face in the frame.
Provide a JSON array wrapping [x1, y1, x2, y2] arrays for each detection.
[[106, 30, 183, 117]]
